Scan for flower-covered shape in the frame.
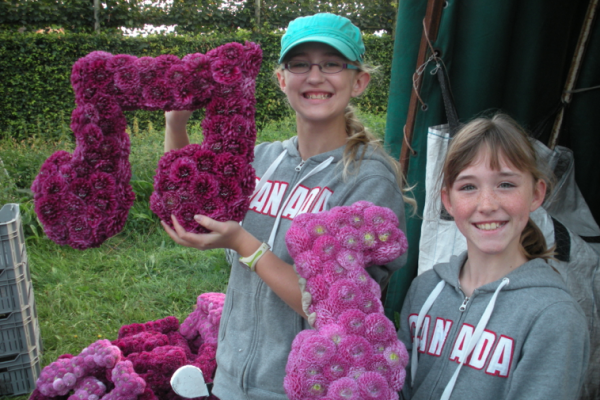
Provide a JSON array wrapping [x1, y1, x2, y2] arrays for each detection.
[[34, 295, 225, 400], [32, 42, 262, 248], [179, 292, 225, 347], [284, 201, 409, 400]]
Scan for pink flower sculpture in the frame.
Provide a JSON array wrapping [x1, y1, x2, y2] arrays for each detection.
[[32, 41, 262, 248], [284, 201, 409, 400], [180, 292, 225, 347], [35, 299, 225, 399]]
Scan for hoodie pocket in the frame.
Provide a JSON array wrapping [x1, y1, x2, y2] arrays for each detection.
[[215, 287, 256, 382]]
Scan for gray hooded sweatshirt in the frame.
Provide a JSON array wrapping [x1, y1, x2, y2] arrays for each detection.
[[212, 137, 407, 400], [398, 252, 590, 400]]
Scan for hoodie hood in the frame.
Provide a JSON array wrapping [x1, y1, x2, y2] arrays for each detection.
[[434, 251, 569, 295]]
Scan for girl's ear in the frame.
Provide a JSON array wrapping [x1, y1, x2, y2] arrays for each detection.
[[276, 70, 287, 92], [530, 179, 547, 212], [351, 71, 370, 98], [440, 187, 454, 217]]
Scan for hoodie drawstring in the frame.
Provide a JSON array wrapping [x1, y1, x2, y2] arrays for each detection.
[[411, 278, 510, 400], [267, 156, 334, 247], [412, 280, 446, 386], [253, 150, 334, 248], [440, 277, 510, 400]]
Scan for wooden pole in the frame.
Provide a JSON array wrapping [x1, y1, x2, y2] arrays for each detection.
[[94, 0, 100, 32], [399, 0, 445, 173], [255, 0, 261, 32], [549, 0, 599, 149]]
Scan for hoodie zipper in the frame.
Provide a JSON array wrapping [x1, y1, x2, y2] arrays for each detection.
[[295, 160, 305, 171], [459, 296, 470, 312]]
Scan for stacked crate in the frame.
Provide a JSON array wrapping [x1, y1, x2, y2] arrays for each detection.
[[0, 203, 41, 397]]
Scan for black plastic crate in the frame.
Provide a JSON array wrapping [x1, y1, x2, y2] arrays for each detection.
[[0, 255, 32, 315], [0, 346, 40, 396], [0, 204, 26, 272]]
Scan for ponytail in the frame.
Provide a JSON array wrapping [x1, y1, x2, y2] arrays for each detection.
[[521, 218, 555, 261]]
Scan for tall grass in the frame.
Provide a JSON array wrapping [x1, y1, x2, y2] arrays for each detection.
[[0, 110, 386, 399]]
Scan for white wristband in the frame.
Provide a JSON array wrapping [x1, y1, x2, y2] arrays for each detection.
[[239, 242, 270, 272]]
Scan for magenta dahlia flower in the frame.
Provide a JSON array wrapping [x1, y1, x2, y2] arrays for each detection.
[[33, 41, 262, 248]]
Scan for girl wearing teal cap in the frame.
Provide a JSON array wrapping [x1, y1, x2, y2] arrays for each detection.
[[163, 13, 409, 400]]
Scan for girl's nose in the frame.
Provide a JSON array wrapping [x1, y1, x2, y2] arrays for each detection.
[[306, 64, 326, 83], [478, 189, 499, 212]]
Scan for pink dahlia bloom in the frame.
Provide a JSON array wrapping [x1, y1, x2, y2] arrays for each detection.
[[211, 59, 242, 85], [135, 57, 157, 85], [322, 260, 350, 282], [299, 335, 337, 366], [286, 227, 313, 261], [388, 365, 407, 392], [35, 195, 64, 226], [325, 207, 352, 235], [327, 377, 360, 400], [217, 153, 247, 179], [318, 324, 345, 346], [175, 203, 203, 232], [169, 157, 198, 183], [357, 371, 391, 400], [106, 54, 136, 72], [291, 329, 319, 352], [312, 235, 341, 262], [357, 292, 384, 315], [40, 175, 68, 196], [364, 313, 397, 344], [303, 376, 329, 399], [371, 242, 406, 266], [192, 148, 216, 173], [36, 43, 262, 248], [323, 355, 349, 381], [210, 42, 245, 63], [338, 309, 367, 336], [242, 41, 263, 78], [143, 80, 174, 110], [327, 279, 363, 314], [337, 334, 372, 367], [182, 53, 210, 74], [336, 249, 364, 272], [305, 274, 329, 304], [336, 226, 362, 251], [363, 205, 399, 227], [284, 372, 304, 400]]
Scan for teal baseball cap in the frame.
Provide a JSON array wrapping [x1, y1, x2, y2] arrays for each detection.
[[279, 13, 365, 64]]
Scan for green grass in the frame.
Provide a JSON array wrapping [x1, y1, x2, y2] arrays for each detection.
[[0, 109, 386, 399]]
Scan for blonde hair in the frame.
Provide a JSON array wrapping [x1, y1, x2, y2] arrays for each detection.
[[442, 113, 553, 261]]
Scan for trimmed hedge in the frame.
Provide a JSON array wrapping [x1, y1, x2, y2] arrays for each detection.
[[0, 31, 393, 139]]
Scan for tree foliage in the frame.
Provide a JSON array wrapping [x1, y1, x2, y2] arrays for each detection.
[[0, 0, 398, 34]]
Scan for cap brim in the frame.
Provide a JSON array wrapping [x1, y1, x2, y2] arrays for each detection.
[[278, 36, 360, 64]]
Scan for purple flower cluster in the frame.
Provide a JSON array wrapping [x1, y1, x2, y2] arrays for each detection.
[[150, 43, 262, 233], [35, 340, 124, 398], [31, 41, 262, 248], [32, 309, 224, 400], [180, 292, 225, 347], [284, 201, 409, 400]]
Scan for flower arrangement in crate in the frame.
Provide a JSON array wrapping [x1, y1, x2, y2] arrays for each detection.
[[31, 42, 262, 249], [30, 294, 225, 400], [284, 201, 409, 400]]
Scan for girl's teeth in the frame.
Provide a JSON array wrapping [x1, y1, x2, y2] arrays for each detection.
[[476, 222, 503, 230], [306, 94, 330, 99]]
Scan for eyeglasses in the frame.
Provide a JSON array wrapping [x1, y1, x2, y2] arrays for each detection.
[[283, 60, 359, 74]]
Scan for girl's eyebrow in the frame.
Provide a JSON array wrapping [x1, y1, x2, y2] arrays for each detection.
[[455, 170, 522, 182]]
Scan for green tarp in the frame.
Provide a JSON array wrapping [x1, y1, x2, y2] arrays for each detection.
[[383, 0, 600, 317]]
